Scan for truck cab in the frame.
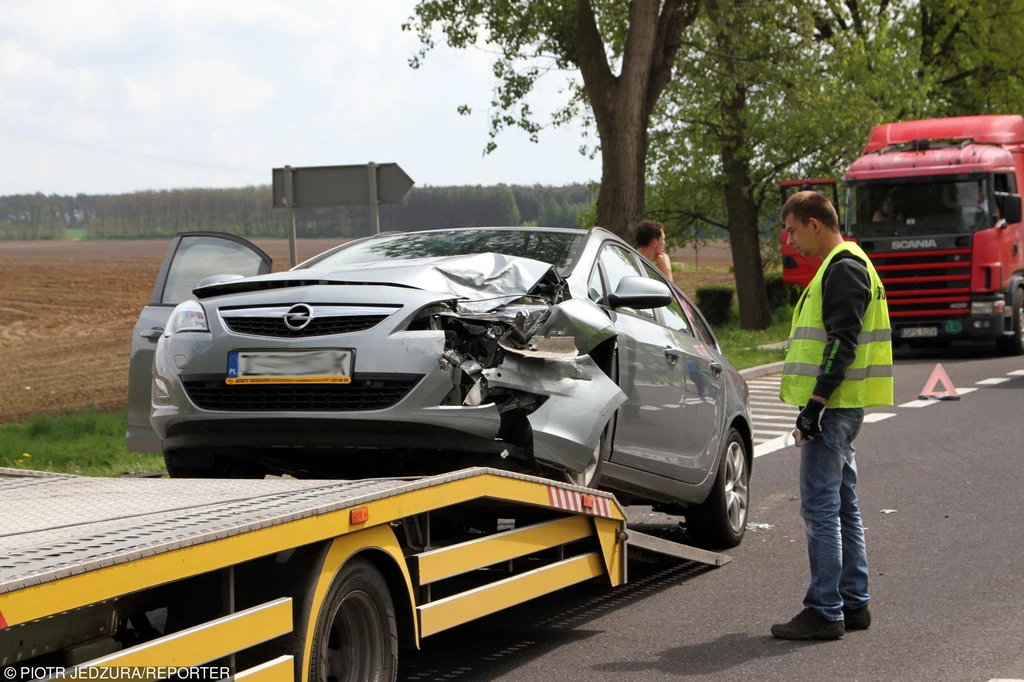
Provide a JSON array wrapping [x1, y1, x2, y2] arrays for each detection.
[[783, 115, 1024, 355]]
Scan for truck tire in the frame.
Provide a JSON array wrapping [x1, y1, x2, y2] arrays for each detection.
[[308, 557, 398, 682], [996, 288, 1024, 356], [685, 427, 750, 549]]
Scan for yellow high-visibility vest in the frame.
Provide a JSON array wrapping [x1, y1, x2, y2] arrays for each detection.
[[780, 241, 894, 408]]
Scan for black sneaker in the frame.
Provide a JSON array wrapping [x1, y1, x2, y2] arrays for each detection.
[[771, 608, 845, 640], [843, 604, 871, 631]]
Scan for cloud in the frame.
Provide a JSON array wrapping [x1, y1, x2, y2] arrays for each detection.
[[0, 0, 601, 195]]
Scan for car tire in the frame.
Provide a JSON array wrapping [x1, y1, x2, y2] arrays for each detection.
[[685, 427, 750, 549], [996, 288, 1024, 356], [308, 556, 398, 682]]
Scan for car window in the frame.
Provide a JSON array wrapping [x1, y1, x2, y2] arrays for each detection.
[[633, 259, 692, 334], [299, 229, 585, 273], [680, 294, 719, 348], [598, 244, 654, 320], [162, 236, 267, 306]]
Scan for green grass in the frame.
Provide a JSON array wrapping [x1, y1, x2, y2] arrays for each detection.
[[63, 227, 87, 240], [0, 410, 164, 477], [713, 305, 792, 371]]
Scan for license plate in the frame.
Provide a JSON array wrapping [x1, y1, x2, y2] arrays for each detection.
[[226, 350, 353, 384], [900, 327, 938, 339]]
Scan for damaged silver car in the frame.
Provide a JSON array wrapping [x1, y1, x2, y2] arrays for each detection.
[[127, 227, 753, 547]]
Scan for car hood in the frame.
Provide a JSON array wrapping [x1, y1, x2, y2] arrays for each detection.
[[194, 252, 559, 309]]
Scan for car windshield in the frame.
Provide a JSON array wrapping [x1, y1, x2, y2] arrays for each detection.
[[848, 178, 994, 237], [299, 229, 586, 272]]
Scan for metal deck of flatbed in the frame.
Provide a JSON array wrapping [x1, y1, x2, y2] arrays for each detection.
[[0, 466, 633, 596]]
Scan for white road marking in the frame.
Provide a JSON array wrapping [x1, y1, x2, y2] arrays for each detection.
[[863, 412, 896, 423], [754, 434, 794, 457], [640, 405, 661, 411], [1008, 369, 1024, 376], [749, 401, 794, 411], [958, 387, 978, 395], [899, 399, 938, 408], [977, 377, 1011, 385], [750, 414, 797, 421], [660, 404, 681, 409], [753, 430, 791, 439]]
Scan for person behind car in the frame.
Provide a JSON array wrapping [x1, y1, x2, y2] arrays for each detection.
[[772, 190, 893, 641], [635, 220, 672, 280]]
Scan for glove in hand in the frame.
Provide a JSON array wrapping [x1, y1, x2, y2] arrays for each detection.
[[796, 400, 825, 440]]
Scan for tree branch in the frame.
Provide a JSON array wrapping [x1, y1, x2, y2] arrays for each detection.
[[574, 0, 616, 119], [645, 0, 701, 117]]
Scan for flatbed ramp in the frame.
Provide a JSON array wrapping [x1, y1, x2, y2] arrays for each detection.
[[0, 466, 729, 681]]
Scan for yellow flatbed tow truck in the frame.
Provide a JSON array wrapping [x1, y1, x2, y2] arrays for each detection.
[[0, 466, 730, 681]]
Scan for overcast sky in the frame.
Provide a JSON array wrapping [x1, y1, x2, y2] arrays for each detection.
[[0, 0, 601, 196]]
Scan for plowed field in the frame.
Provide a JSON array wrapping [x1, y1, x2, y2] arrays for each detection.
[[0, 238, 732, 424]]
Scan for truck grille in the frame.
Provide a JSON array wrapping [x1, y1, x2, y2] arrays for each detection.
[[872, 248, 971, 319], [183, 375, 422, 411], [223, 315, 388, 338]]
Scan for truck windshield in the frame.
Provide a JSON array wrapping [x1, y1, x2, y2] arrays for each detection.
[[848, 178, 995, 237]]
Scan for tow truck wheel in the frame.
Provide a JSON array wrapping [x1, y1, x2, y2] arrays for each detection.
[[685, 428, 749, 549], [996, 288, 1024, 356], [309, 556, 398, 682]]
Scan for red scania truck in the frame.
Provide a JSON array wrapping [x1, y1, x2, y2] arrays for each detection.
[[782, 115, 1024, 355]]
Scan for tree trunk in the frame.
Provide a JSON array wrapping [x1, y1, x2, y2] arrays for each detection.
[[574, 0, 698, 243], [593, 115, 648, 243], [721, 88, 772, 330]]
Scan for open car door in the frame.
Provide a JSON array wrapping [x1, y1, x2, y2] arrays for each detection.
[[779, 179, 840, 288], [125, 233, 272, 453]]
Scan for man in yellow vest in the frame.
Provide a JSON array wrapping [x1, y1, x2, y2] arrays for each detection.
[[771, 191, 893, 641]]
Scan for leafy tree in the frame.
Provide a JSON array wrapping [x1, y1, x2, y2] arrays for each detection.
[[403, 0, 701, 242], [648, 0, 922, 328]]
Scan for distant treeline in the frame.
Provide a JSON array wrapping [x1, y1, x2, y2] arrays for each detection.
[[0, 185, 594, 240]]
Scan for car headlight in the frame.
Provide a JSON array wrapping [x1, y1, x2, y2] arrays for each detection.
[[166, 300, 209, 334]]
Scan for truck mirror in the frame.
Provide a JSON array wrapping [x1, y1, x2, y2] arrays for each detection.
[[995, 192, 1022, 226]]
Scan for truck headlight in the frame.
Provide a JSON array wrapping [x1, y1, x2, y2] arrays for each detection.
[[166, 300, 209, 334], [971, 301, 1005, 315]]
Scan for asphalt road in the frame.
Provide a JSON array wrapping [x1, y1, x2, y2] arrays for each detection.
[[398, 346, 1024, 682]]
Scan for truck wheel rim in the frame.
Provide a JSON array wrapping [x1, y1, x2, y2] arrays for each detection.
[[326, 590, 385, 682], [724, 441, 748, 534]]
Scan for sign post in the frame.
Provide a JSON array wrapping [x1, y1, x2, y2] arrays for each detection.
[[367, 161, 380, 236], [272, 163, 414, 266], [284, 165, 297, 268]]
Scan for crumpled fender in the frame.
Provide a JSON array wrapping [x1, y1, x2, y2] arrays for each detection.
[[482, 354, 626, 474]]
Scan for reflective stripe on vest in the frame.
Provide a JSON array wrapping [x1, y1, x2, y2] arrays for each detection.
[[779, 241, 894, 408]]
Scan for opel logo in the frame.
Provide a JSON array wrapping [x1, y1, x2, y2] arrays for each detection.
[[283, 304, 313, 330]]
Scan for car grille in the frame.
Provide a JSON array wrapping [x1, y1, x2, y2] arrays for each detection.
[[872, 247, 972, 319], [182, 375, 422, 411], [223, 315, 388, 338]]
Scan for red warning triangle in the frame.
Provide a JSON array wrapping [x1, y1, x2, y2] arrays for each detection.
[[919, 363, 960, 400]]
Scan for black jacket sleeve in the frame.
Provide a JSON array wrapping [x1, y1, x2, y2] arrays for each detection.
[[813, 254, 872, 401]]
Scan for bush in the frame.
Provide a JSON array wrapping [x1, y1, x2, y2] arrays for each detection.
[[696, 285, 734, 326], [765, 272, 803, 310]]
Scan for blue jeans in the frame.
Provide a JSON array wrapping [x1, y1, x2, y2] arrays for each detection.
[[800, 407, 869, 621]]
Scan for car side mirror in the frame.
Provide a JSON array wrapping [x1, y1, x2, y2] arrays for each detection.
[[995, 192, 1022, 226], [608, 276, 672, 309]]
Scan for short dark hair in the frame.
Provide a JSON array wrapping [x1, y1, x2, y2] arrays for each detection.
[[780, 191, 840, 231], [635, 220, 665, 247]]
